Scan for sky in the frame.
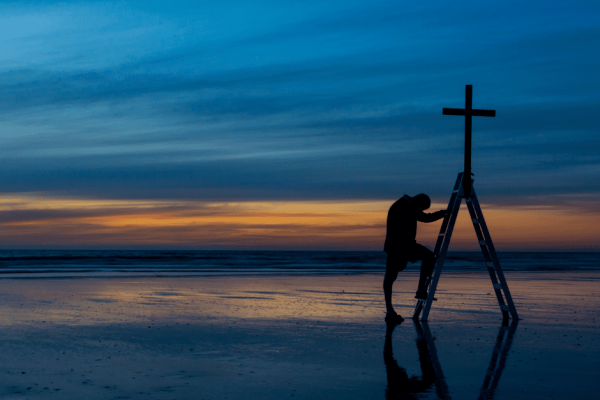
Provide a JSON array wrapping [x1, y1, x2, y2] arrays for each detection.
[[0, 0, 599, 250]]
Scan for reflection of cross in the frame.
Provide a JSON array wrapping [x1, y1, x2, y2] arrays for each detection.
[[443, 85, 495, 198]]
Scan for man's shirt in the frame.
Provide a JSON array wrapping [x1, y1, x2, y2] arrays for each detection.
[[384, 195, 444, 253]]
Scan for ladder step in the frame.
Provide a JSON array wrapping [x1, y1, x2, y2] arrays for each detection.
[[439, 233, 445, 237], [472, 218, 479, 224], [500, 305, 510, 311], [452, 190, 458, 193], [493, 283, 502, 290]]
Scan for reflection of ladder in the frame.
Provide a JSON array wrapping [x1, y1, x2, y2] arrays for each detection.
[[478, 319, 519, 400], [413, 172, 519, 321], [415, 321, 452, 400], [415, 319, 519, 400]]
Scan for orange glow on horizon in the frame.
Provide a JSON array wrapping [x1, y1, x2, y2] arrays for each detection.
[[0, 194, 598, 250]]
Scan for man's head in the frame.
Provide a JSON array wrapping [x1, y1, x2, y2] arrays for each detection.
[[412, 194, 431, 210]]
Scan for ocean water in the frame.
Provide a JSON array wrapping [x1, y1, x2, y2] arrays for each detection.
[[0, 250, 598, 278]]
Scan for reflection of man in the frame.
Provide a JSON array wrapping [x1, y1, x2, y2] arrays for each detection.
[[383, 194, 447, 324], [384, 323, 437, 399]]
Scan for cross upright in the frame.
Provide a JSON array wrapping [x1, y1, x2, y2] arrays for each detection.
[[443, 85, 495, 198]]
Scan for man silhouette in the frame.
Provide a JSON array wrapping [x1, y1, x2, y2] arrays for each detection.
[[383, 323, 441, 399], [383, 194, 447, 324]]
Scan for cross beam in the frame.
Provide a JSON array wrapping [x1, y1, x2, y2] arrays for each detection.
[[443, 85, 495, 198]]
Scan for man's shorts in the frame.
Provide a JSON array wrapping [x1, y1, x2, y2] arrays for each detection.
[[386, 243, 433, 272]]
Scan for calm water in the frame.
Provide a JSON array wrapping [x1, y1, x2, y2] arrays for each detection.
[[0, 250, 598, 278]]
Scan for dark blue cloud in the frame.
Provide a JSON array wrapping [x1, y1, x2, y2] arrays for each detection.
[[0, 0, 598, 206]]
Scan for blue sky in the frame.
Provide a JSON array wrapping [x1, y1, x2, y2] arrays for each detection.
[[1, 0, 599, 207]]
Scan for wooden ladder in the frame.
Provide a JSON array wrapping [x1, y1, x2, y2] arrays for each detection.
[[413, 172, 519, 321]]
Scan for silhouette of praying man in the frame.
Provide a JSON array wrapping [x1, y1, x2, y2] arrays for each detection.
[[383, 323, 439, 399], [383, 194, 447, 324]]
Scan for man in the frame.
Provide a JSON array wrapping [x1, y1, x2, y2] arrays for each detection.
[[383, 194, 447, 324], [384, 322, 440, 399]]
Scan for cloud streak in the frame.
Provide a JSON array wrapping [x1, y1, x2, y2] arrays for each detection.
[[0, 194, 598, 250]]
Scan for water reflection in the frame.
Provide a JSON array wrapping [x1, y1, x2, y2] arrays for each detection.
[[478, 320, 519, 400], [384, 321, 451, 399], [384, 320, 518, 399]]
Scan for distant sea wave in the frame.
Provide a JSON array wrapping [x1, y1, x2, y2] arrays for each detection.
[[0, 250, 598, 278]]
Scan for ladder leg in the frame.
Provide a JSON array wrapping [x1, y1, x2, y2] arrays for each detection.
[[468, 189, 519, 320], [465, 197, 509, 319], [413, 174, 462, 319], [415, 173, 463, 321], [413, 173, 462, 319], [431, 173, 463, 257]]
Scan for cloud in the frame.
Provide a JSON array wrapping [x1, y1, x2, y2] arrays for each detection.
[[0, 195, 389, 249], [0, 194, 598, 250], [0, 0, 597, 210]]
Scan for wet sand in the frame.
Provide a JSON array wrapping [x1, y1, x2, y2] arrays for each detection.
[[0, 272, 598, 399]]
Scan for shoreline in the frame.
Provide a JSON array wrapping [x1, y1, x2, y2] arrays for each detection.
[[0, 268, 599, 280]]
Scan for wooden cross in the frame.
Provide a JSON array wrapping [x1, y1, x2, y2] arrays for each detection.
[[443, 85, 495, 198]]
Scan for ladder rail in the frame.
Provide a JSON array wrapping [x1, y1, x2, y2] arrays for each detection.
[[418, 181, 463, 321], [465, 198, 509, 318], [469, 190, 519, 320], [432, 173, 463, 257], [413, 174, 462, 320]]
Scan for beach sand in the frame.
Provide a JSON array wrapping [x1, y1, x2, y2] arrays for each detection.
[[0, 272, 598, 399]]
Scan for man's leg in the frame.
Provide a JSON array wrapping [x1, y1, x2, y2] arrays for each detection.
[[383, 269, 399, 315], [383, 254, 407, 315], [413, 244, 436, 299]]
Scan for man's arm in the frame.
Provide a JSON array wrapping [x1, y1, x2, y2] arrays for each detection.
[[416, 209, 448, 223]]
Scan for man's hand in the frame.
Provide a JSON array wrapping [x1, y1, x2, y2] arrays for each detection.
[[432, 209, 448, 220]]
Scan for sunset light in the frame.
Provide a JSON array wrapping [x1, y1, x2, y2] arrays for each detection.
[[1, 194, 597, 251]]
